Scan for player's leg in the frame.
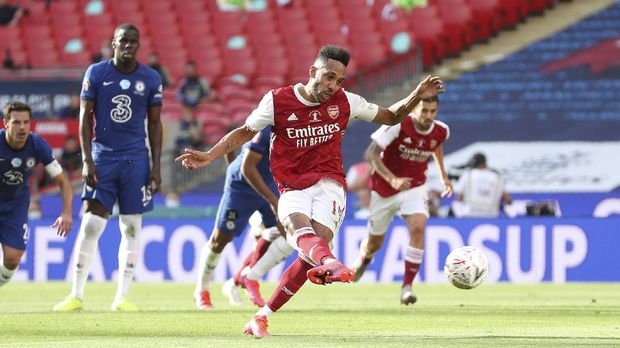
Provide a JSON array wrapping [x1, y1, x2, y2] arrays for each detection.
[[352, 192, 398, 281], [53, 199, 109, 311], [234, 207, 280, 307], [195, 227, 234, 309], [245, 236, 294, 282], [399, 186, 430, 305], [277, 180, 352, 285], [245, 256, 313, 338], [248, 207, 280, 268], [298, 180, 353, 284], [195, 191, 250, 309], [232, 211, 271, 287], [111, 213, 142, 311], [55, 159, 117, 311], [0, 245, 24, 287], [111, 157, 153, 311], [0, 201, 29, 287]]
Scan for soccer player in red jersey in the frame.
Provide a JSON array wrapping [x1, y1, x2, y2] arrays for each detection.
[[176, 45, 445, 338], [351, 95, 452, 305]]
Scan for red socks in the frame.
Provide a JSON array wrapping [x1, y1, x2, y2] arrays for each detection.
[[250, 237, 271, 266], [403, 260, 421, 287], [296, 234, 335, 265], [266, 257, 313, 312], [234, 237, 271, 285]]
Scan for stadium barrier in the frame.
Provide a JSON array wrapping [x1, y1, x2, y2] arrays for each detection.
[[10, 217, 619, 283]]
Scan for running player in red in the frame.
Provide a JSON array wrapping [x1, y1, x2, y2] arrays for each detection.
[[176, 45, 445, 338], [351, 95, 452, 305]]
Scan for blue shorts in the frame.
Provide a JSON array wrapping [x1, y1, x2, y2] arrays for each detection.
[[214, 189, 277, 237], [0, 200, 30, 250], [82, 156, 153, 214]]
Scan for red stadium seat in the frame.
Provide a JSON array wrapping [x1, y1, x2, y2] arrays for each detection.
[[173, 0, 206, 14], [22, 25, 53, 41], [409, 7, 447, 67], [28, 49, 60, 67], [197, 59, 224, 83], [495, 0, 529, 27], [60, 51, 91, 67], [256, 60, 289, 81], [466, 0, 503, 41], [49, 1, 78, 18], [0, 26, 21, 43], [211, 11, 245, 42], [527, 0, 556, 14], [84, 24, 114, 50], [434, 0, 475, 54], [22, 1, 50, 25], [195, 102, 225, 115], [304, 0, 338, 12], [82, 12, 113, 28], [252, 76, 285, 89]]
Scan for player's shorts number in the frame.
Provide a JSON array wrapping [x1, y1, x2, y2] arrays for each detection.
[[22, 223, 29, 244], [110, 95, 132, 123], [141, 184, 152, 207]]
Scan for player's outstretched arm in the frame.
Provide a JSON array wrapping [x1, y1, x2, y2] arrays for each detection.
[[372, 75, 445, 125], [51, 172, 73, 237], [175, 125, 257, 170]]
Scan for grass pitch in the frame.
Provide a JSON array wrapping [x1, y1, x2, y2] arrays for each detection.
[[1, 282, 619, 347]]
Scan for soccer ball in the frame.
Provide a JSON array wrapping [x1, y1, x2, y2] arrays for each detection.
[[444, 246, 489, 289]]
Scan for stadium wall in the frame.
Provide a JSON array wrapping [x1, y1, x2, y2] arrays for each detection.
[[11, 217, 619, 283]]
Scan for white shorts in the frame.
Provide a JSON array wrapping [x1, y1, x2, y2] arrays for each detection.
[[368, 185, 429, 236], [278, 179, 346, 234]]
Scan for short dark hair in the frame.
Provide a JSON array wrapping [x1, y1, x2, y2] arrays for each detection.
[[316, 45, 350, 67], [422, 95, 439, 104], [470, 153, 487, 167], [114, 23, 140, 38], [3, 101, 32, 121]]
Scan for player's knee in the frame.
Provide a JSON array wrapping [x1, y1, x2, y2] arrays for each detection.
[[3, 256, 21, 270], [366, 236, 384, 253], [119, 214, 142, 239], [208, 233, 231, 253]]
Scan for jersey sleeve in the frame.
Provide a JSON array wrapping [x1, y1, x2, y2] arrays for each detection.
[[249, 126, 270, 155], [345, 90, 379, 122], [245, 91, 274, 132], [436, 120, 450, 141], [370, 124, 401, 149], [149, 73, 163, 106], [33, 134, 56, 166], [80, 64, 98, 101]]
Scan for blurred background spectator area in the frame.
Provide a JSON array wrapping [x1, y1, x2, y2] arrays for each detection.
[[1, 0, 619, 200]]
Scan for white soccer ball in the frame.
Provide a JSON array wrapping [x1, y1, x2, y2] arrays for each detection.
[[444, 246, 489, 290]]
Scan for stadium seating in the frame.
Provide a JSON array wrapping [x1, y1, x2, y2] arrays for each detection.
[[433, 1, 620, 152], [9, 0, 553, 127]]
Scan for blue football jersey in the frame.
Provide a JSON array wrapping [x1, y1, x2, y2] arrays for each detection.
[[0, 130, 55, 204], [226, 126, 276, 194], [80, 60, 162, 160]]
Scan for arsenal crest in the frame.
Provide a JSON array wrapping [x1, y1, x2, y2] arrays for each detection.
[[327, 105, 339, 119]]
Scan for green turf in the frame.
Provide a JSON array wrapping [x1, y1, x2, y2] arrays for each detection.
[[1, 282, 619, 347]]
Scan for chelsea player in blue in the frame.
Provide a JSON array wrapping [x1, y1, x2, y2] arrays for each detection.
[[194, 126, 284, 309], [0, 102, 73, 288], [54, 24, 163, 312]]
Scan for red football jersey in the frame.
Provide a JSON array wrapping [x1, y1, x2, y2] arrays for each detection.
[[371, 116, 449, 197], [270, 86, 351, 192]]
